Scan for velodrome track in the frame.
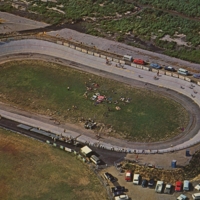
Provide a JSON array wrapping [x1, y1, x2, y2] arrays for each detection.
[[0, 39, 200, 153]]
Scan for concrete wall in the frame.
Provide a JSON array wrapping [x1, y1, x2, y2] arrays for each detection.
[[119, 60, 125, 64], [185, 77, 191, 82], [94, 53, 99, 57], [70, 44, 75, 49], [106, 56, 112, 61], [165, 72, 172, 76], [63, 42, 69, 47], [172, 73, 179, 78], [143, 66, 149, 71], [88, 51, 93, 55], [81, 49, 87, 53], [136, 65, 143, 69], [56, 41, 63, 45], [179, 75, 185, 80], [76, 46, 81, 51], [131, 63, 136, 67], [100, 54, 106, 59], [152, 69, 158, 73], [159, 70, 165, 75]]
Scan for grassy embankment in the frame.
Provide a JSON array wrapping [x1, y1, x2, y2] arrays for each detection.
[[0, 60, 189, 142], [0, 128, 108, 200]]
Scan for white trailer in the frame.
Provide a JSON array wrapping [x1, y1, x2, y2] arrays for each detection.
[[123, 55, 133, 62]]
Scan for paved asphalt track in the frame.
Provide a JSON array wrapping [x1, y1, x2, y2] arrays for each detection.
[[0, 39, 200, 153], [48, 28, 200, 71], [0, 117, 125, 166]]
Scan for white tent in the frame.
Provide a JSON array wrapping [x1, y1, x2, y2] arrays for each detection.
[[80, 146, 92, 156]]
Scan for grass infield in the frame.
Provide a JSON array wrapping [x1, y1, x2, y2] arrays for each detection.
[[0, 128, 108, 200], [0, 60, 189, 142]]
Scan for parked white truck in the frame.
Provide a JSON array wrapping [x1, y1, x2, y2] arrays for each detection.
[[155, 181, 163, 193]]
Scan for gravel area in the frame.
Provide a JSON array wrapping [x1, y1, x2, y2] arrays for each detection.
[[0, 11, 48, 34]]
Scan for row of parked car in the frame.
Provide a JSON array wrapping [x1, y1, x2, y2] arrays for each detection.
[[124, 170, 200, 200], [104, 172, 129, 200], [123, 55, 200, 79], [104, 170, 200, 200], [150, 63, 200, 79]]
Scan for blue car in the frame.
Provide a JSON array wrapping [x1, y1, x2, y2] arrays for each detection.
[[148, 179, 154, 188], [193, 74, 200, 79], [150, 63, 162, 69], [142, 179, 148, 187]]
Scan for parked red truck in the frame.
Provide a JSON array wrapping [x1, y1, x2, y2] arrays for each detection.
[[133, 59, 145, 65]]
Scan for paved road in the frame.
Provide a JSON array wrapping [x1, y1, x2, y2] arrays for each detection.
[[0, 39, 200, 153], [48, 29, 200, 72]]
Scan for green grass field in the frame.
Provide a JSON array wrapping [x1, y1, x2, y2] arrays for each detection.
[[0, 128, 108, 200], [0, 60, 189, 142]]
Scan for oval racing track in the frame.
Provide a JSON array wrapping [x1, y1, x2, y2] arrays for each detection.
[[0, 39, 200, 153]]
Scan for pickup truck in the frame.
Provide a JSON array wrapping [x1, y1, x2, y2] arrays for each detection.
[[125, 170, 132, 182], [195, 183, 200, 191], [164, 183, 172, 194], [155, 181, 163, 193], [177, 194, 187, 200]]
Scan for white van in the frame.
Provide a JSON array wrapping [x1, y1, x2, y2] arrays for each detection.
[[192, 193, 200, 200], [133, 174, 140, 185], [178, 68, 189, 76], [90, 155, 100, 165], [123, 55, 133, 62], [183, 180, 189, 191]]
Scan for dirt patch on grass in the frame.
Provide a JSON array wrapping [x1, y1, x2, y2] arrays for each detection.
[[0, 181, 9, 200], [79, 177, 90, 186], [0, 141, 19, 156]]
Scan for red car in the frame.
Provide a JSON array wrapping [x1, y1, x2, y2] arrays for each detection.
[[133, 59, 145, 65], [175, 181, 183, 192], [125, 170, 132, 182]]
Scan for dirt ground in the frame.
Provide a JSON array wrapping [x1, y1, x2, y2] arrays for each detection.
[[125, 144, 200, 170], [101, 165, 199, 200], [0, 11, 48, 34]]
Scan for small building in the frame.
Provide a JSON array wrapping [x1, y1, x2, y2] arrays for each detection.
[[80, 145, 92, 157]]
